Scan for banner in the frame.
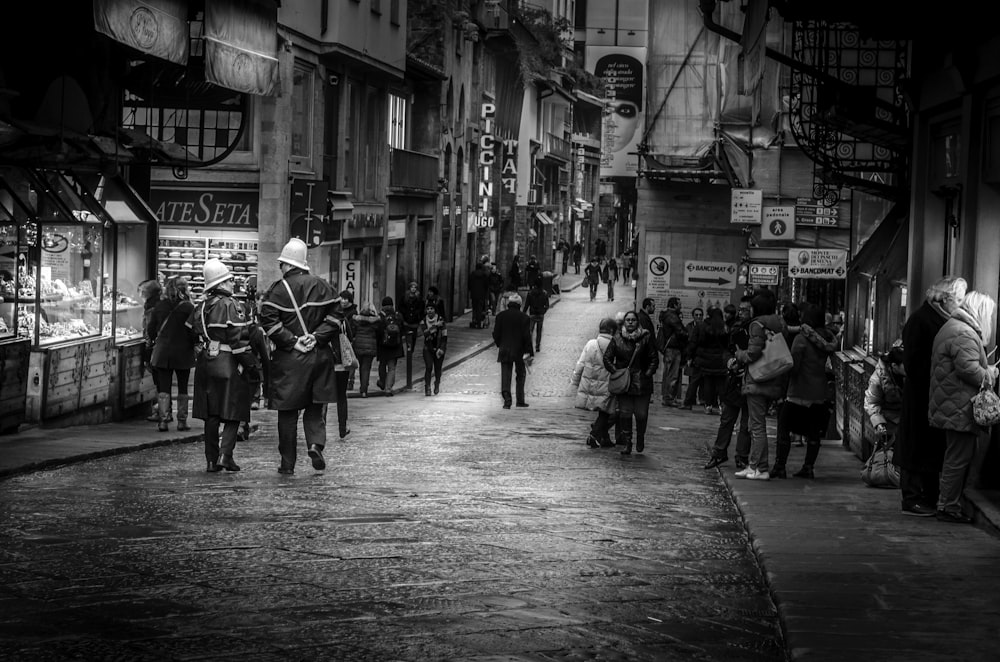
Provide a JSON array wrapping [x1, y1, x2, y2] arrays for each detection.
[[93, 0, 189, 65], [204, 0, 278, 96], [587, 45, 647, 178]]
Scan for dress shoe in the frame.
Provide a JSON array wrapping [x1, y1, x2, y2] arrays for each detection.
[[434, 383, 440, 395], [793, 465, 815, 479], [935, 509, 972, 524], [586, 435, 599, 448], [770, 466, 788, 479], [206, 461, 222, 473], [635, 438, 645, 453], [307, 444, 326, 470], [516, 402, 529, 408], [377, 379, 385, 390], [278, 465, 295, 475], [502, 403, 511, 409], [902, 503, 937, 517], [219, 456, 241, 472], [703, 455, 727, 470], [340, 428, 351, 439]]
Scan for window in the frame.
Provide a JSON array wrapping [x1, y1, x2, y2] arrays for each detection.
[[291, 64, 314, 165], [388, 93, 407, 149], [390, 0, 400, 25]]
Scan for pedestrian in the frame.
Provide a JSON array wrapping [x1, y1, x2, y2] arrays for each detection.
[[400, 280, 424, 351], [572, 317, 619, 448], [558, 238, 570, 275], [148, 276, 196, 432], [603, 310, 659, 455], [525, 278, 550, 352], [772, 303, 838, 479], [896, 276, 967, 517], [351, 301, 381, 398], [488, 263, 504, 315], [733, 290, 788, 480], [418, 302, 448, 395], [525, 254, 541, 289], [595, 237, 607, 260], [339, 288, 358, 391], [375, 296, 405, 396], [139, 278, 166, 424], [492, 292, 534, 408], [259, 238, 342, 475], [330, 294, 355, 439], [245, 281, 271, 411], [637, 297, 656, 337], [584, 258, 601, 302], [657, 297, 687, 406], [621, 251, 632, 282], [469, 256, 491, 328], [425, 285, 447, 320], [928, 290, 998, 523], [864, 341, 905, 454], [572, 241, 583, 274], [187, 259, 259, 473], [605, 257, 618, 301], [678, 307, 706, 410], [508, 255, 523, 293], [704, 296, 753, 469], [687, 306, 729, 415]]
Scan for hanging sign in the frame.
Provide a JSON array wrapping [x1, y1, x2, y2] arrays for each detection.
[[683, 260, 737, 289], [731, 189, 762, 224], [787, 249, 847, 279], [761, 206, 795, 240]]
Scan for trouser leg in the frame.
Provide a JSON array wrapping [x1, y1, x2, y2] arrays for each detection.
[[335, 372, 349, 436], [500, 362, 513, 404], [277, 409, 300, 468], [634, 396, 650, 447], [712, 401, 741, 457], [383, 358, 397, 390], [204, 415, 221, 463], [803, 436, 821, 467], [746, 394, 770, 471], [303, 402, 327, 450], [774, 402, 791, 469], [735, 402, 751, 464], [938, 429, 978, 513], [514, 359, 527, 404], [219, 420, 239, 457]]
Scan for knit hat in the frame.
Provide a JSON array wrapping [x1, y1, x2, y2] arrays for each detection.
[[381, 296, 394, 307]]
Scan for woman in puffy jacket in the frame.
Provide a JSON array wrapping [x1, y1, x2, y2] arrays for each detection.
[[603, 310, 659, 455], [571, 317, 618, 448], [864, 343, 905, 443], [687, 306, 729, 415], [734, 290, 789, 480], [927, 291, 999, 523], [351, 301, 381, 397], [773, 303, 838, 479]]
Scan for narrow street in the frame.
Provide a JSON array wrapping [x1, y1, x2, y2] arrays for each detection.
[[0, 287, 783, 661]]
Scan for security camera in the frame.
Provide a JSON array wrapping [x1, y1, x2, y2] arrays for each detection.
[[329, 74, 339, 86]]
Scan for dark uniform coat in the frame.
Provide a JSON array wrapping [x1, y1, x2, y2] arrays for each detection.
[[186, 290, 256, 422], [259, 268, 341, 410]]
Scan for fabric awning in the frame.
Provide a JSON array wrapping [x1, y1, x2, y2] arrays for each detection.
[[535, 211, 554, 225]]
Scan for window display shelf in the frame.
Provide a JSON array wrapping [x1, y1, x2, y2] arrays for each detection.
[[157, 234, 258, 295]]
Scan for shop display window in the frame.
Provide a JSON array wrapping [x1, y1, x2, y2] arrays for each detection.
[[0, 217, 20, 340], [158, 232, 258, 298]]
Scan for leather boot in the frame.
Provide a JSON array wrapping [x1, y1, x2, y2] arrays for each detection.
[[146, 400, 160, 422], [157, 393, 171, 432], [219, 455, 241, 471], [206, 461, 222, 473], [176, 394, 190, 431], [618, 420, 633, 455]]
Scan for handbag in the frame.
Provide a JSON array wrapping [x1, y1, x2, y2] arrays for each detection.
[[608, 342, 639, 395], [198, 300, 235, 380], [861, 433, 900, 488], [971, 375, 1000, 427], [339, 331, 360, 370], [747, 326, 794, 382]]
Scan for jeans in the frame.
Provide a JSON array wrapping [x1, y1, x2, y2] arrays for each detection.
[[529, 314, 545, 350], [746, 394, 771, 471], [901, 468, 940, 510], [357, 355, 375, 394], [588, 281, 598, 300], [606, 281, 615, 300], [500, 359, 526, 404], [662, 349, 682, 403], [711, 399, 751, 463], [204, 416, 239, 462], [335, 370, 349, 437], [378, 358, 398, 391], [616, 392, 651, 445], [423, 348, 444, 390], [938, 429, 979, 514]]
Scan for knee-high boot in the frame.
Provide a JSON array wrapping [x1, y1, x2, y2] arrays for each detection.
[[157, 393, 172, 432], [176, 394, 190, 431], [618, 418, 633, 455]]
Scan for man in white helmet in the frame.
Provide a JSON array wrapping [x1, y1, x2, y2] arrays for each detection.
[[259, 238, 342, 474]]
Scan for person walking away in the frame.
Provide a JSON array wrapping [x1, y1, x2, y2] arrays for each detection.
[[927, 290, 998, 524], [772, 303, 838, 479], [469, 257, 491, 328], [657, 297, 687, 406], [606, 257, 618, 301], [148, 276, 196, 432], [864, 342, 905, 463], [734, 290, 788, 480], [525, 279, 550, 352], [572, 241, 583, 274], [679, 307, 706, 409], [139, 278, 166, 423], [558, 239, 570, 275], [418, 303, 448, 395], [186, 260, 259, 472], [688, 307, 729, 415], [329, 296, 354, 439], [351, 301, 380, 397], [492, 293, 534, 408], [572, 317, 618, 448], [584, 258, 601, 302], [603, 310, 659, 455], [508, 255, 522, 293], [621, 251, 632, 282], [400, 281, 424, 352], [339, 288, 358, 391], [488, 263, 505, 315], [524, 254, 541, 289], [704, 297, 753, 469], [896, 276, 967, 516], [259, 238, 342, 475], [376, 296, 405, 395]]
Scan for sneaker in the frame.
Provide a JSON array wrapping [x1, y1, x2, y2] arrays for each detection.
[[902, 503, 937, 517], [746, 469, 770, 481], [734, 467, 753, 478], [935, 509, 972, 524], [307, 445, 326, 470], [278, 465, 294, 475], [704, 405, 713, 415]]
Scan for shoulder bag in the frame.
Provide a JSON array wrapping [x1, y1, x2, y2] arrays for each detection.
[[608, 341, 639, 395], [747, 326, 794, 382], [972, 375, 1000, 427]]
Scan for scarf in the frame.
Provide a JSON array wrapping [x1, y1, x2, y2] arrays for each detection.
[[620, 325, 643, 341]]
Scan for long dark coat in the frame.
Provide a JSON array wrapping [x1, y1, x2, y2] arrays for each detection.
[[895, 300, 948, 471], [186, 292, 255, 422], [149, 298, 196, 370], [602, 328, 660, 396], [492, 305, 532, 363]]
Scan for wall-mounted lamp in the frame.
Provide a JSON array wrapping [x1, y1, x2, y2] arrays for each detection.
[[627, 30, 636, 36], [596, 28, 606, 34]]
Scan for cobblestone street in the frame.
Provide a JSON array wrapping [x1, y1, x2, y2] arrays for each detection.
[[0, 287, 783, 661]]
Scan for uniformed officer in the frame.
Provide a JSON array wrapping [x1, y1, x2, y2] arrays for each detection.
[[187, 259, 258, 472], [259, 238, 342, 474]]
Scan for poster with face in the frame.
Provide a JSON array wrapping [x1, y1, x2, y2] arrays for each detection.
[[589, 47, 647, 177]]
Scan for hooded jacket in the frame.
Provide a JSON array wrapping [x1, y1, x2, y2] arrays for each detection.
[[571, 333, 614, 412], [786, 323, 838, 404], [928, 308, 995, 432], [736, 313, 788, 399]]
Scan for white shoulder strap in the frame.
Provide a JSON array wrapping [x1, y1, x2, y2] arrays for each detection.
[[281, 279, 309, 336]]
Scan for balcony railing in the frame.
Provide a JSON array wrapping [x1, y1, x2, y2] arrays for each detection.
[[389, 148, 438, 192], [543, 132, 571, 162], [474, 0, 511, 31]]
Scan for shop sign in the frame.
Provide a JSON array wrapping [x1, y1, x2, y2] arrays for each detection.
[[795, 198, 839, 227], [787, 248, 847, 279], [748, 264, 779, 285], [150, 187, 258, 229], [479, 102, 497, 223], [761, 206, 795, 240], [683, 260, 737, 289], [658, 289, 733, 319], [340, 259, 360, 300], [731, 189, 762, 224]]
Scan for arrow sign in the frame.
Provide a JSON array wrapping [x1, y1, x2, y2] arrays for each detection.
[[688, 276, 732, 286], [683, 260, 737, 290]]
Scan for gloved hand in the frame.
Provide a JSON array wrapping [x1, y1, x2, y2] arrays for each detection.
[[436, 348, 445, 359]]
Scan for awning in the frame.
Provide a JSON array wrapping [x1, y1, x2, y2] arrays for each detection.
[[328, 192, 354, 220], [534, 211, 554, 225], [574, 197, 594, 211]]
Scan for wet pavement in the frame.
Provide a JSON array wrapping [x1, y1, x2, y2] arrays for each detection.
[[1, 285, 999, 661]]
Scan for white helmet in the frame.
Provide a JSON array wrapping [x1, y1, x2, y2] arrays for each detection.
[[278, 237, 310, 271], [203, 258, 233, 290]]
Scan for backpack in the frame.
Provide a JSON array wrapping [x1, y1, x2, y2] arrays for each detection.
[[655, 324, 668, 353], [382, 314, 402, 347]]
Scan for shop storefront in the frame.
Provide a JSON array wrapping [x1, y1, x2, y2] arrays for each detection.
[[0, 167, 155, 428]]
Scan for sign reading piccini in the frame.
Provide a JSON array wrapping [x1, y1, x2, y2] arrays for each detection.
[[683, 260, 737, 290], [731, 189, 762, 224], [787, 249, 847, 279]]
